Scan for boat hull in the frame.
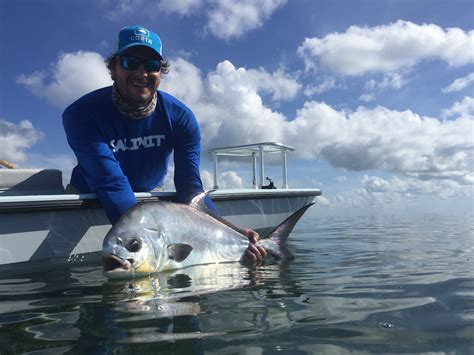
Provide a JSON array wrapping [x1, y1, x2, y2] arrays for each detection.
[[0, 189, 320, 274]]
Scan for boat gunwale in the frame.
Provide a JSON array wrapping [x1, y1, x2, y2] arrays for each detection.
[[0, 188, 321, 212]]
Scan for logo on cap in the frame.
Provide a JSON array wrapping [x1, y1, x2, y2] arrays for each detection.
[[134, 28, 149, 37]]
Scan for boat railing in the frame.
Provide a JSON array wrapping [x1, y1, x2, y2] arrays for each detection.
[[208, 142, 295, 190]]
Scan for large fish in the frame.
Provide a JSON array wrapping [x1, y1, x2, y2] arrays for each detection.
[[102, 192, 314, 279]]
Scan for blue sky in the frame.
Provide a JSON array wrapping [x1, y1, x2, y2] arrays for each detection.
[[1, 0, 473, 216]]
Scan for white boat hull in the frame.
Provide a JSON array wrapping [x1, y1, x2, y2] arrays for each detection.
[[0, 189, 320, 273]]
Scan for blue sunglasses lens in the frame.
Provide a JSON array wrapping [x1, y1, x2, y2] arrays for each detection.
[[144, 60, 161, 72], [120, 57, 161, 72]]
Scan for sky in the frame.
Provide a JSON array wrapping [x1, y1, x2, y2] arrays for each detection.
[[0, 0, 473, 217]]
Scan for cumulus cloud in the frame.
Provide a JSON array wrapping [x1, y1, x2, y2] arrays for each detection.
[[359, 93, 375, 102], [161, 58, 299, 104], [103, 0, 286, 39], [304, 77, 337, 96], [157, 0, 203, 15], [358, 174, 472, 205], [19, 52, 472, 202], [442, 72, 474, 93], [160, 57, 473, 197], [216, 171, 244, 189], [160, 59, 296, 148], [206, 0, 287, 39], [298, 20, 474, 76], [364, 72, 409, 91], [103, 0, 145, 21], [17, 51, 112, 109], [441, 96, 474, 120], [0, 120, 43, 164], [289, 102, 473, 185]]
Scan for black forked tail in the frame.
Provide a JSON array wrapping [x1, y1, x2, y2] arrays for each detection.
[[259, 203, 315, 259]]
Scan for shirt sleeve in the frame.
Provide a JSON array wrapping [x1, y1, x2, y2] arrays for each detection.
[[172, 108, 219, 214], [62, 104, 136, 224]]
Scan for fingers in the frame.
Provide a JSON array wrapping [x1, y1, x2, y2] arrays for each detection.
[[248, 244, 263, 262], [242, 228, 260, 244], [243, 244, 268, 266], [257, 245, 267, 258], [242, 228, 267, 266]]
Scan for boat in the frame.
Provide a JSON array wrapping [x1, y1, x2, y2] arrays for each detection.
[[0, 142, 321, 274]]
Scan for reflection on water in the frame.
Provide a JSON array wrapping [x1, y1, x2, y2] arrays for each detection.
[[0, 214, 473, 354]]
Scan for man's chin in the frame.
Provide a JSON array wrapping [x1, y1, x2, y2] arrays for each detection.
[[129, 93, 153, 105]]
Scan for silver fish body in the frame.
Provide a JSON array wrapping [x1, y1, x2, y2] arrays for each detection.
[[102, 194, 313, 279]]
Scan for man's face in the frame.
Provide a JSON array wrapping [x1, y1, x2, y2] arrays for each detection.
[[112, 46, 161, 105]]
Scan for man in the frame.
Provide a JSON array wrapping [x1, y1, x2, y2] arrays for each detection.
[[63, 25, 265, 263]]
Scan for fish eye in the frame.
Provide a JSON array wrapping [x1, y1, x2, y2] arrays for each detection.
[[126, 238, 142, 253]]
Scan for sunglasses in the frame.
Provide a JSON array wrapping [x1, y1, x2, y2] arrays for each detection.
[[119, 56, 162, 72]]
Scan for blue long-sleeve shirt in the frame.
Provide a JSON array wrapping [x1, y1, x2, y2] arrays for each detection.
[[63, 86, 214, 224]]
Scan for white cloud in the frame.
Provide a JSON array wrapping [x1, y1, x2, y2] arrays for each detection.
[[217, 171, 244, 189], [245, 68, 301, 101], [304, 77, 337, 96], [441, 96, 474, 120], [442, 72, 474, 93], [102, 0, 145, 21], [359, 174, 472, 204], [314, 195, 331, 207], [0, 120, 43, 164], [161, 58, 299, 104], [17, 51, 112, 109], [201, 170, 214, 190], [359, 93, 375, 102], [161, 57, 205, 106], [298, 20, 474, 76], [289, 102, 473, 185], [161, 57, 473, 194], [206, 0, 287, 39], [161, 59, 294, 149], [200, 169, 243, 189], [102, 0, 285, 40], [364, 72, 409, 91], [333, 176, 347, 183], [21, 53, 472, 203], [157, 0, 203, 15]]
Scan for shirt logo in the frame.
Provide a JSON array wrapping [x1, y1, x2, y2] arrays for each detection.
[[110, 135, 165, 153]]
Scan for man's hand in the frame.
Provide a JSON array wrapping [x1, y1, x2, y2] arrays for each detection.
[[242, 228, 267, 265]]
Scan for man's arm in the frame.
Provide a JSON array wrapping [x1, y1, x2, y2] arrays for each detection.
[[63, 105, 136, 224]]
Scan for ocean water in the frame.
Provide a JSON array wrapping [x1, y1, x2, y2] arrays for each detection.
[[0, 213, 473, 354]]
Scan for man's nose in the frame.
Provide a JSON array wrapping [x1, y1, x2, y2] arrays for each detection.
[[135, 64, 148, 75]]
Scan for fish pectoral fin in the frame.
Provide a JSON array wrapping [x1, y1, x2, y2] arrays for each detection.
[[167, 243, 193, 262]]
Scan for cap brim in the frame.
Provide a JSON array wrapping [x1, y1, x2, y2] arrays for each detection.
[[117, 43, 163, 60]]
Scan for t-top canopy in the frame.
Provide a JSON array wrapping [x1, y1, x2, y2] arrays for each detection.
[[208, 142, 295, 189]]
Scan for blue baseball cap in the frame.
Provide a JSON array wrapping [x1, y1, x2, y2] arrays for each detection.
[[116, 26, 163, 59]]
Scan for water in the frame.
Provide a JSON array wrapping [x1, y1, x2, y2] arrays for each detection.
[[1, 213, 473, 354]]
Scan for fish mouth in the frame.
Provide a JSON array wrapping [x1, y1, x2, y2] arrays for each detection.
[[102, 255, 131, 273]]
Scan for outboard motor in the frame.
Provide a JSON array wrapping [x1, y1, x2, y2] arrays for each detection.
[[261, 177, 276, 189]]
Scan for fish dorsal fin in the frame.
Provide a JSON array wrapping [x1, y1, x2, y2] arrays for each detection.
[[190, 190, 247, 235], [167, 243, 193, 262], [189, 190, 215, 213]]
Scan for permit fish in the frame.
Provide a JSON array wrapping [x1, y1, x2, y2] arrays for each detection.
[[102, 192, 314, 279]]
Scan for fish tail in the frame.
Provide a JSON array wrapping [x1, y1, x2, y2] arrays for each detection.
[[258, 203, 314, 259]]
